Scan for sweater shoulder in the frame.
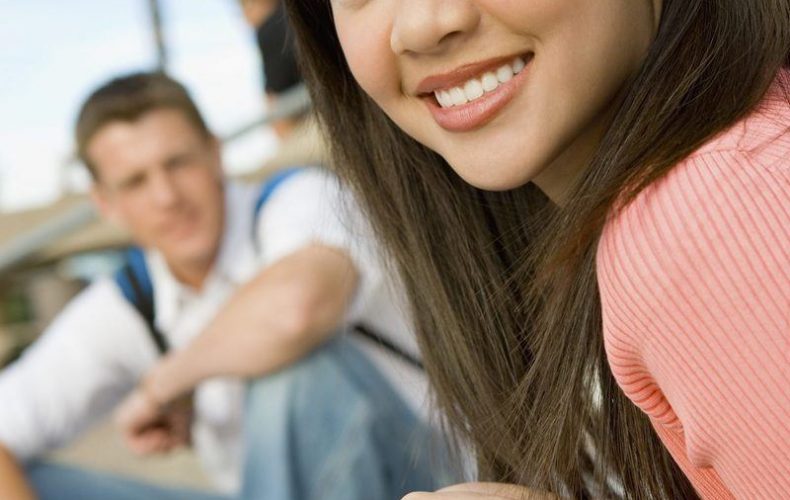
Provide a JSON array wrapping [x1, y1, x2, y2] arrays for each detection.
[[600, 149, 789, 273], [596, 98, 790, 394], [599, 79, 790, 282], [694, 69, 790, 167], [596, 90, 790, 497]]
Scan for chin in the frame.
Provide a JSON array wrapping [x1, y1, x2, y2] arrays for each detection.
[[163, 236, 215, 266], [445, 154, 539, 192]]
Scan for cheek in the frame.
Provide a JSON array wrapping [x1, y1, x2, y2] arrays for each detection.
[[540, 0, 652, 81], [514, 1, 654, 137], [335, 12, 400, 107], [114, 198, 158, 242], [185, 169, 223, 230]]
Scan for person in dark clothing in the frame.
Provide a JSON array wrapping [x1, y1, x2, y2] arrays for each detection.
[[240, 0, 303, 139]]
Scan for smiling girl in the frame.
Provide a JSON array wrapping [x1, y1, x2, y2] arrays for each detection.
[[283, 0, 789, 498]]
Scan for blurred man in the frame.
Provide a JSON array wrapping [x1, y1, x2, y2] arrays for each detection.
[[0, 72, 438, 500]]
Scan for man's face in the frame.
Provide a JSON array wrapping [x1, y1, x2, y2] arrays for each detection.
[[88, 108, 225, 271]]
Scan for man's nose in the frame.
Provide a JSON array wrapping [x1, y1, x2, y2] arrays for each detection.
[[390, 0, 480, 56], [148, 170, 181, 208]]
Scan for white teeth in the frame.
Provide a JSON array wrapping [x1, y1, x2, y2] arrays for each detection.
[[512, 57, 525, 74], [481, 72, 499, 92], [435, 91, 445, 107], [496, 64, 514, 83], [463, 79, 484, 101], [450, 87, 467, 106], [436, 90, 452, 107], [433, 56, 528, 109], [443, 90, 455, 107]]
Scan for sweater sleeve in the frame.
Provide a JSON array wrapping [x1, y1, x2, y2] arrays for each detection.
[[597, 149, 790, 498]]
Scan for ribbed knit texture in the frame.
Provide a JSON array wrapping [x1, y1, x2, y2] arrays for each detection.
[[597, 70, 789, 498]]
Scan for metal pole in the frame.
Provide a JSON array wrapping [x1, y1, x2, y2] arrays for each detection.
[[148, 0, 167, 72]]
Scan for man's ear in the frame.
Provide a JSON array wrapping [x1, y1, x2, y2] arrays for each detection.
[[90, 184, 124, 227]]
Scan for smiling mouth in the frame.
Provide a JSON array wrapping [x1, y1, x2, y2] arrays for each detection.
[[419, 52, 534, 133], [161, 211, 199, 238], [429, 54, 531, 108]]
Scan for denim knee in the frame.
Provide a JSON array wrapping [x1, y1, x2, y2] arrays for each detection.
[[239, 336, 444, 500]]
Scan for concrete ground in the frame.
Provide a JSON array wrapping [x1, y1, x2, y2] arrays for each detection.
[[51, 418, 216, 493]]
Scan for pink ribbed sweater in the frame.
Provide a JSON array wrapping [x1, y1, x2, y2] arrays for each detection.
[[597, 70, 789, 499]]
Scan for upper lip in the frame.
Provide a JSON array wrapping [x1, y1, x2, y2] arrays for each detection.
[[414, 51, 531, 96]]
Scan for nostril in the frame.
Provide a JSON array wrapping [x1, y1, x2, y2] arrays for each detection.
[[437, 29, 464, 48]]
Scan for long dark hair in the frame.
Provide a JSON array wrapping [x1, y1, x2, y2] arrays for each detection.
[[284, 0, 789, 497]]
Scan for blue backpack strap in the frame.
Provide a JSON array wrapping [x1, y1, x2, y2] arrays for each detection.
[[254, 167, 306, 219], [252, 167, 306, 247], [114, 247, 170, 355]]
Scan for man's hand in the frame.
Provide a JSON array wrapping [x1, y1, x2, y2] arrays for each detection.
[[0, 444, 35, 500], [112, 243, 358, 457], [114, 385, 192, 456], [403, 482, 557, 500]]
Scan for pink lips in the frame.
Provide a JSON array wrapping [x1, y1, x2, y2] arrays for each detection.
[[419, 54, 533, 133]]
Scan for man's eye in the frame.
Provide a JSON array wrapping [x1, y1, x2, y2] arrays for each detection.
[[167, 155, 193, 170], [120, 175, 145, 191]]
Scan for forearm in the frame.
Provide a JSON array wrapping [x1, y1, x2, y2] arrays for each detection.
[[145, 244, 358, 403], [0, 444, 35, 500]]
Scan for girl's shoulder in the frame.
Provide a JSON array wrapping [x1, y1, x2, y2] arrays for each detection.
[[599, 70, 789, 270], [597, 69, 789, 329], [597, 120, 788, 294], [596, 71, 790, 497], [693, 68, 790, 168]]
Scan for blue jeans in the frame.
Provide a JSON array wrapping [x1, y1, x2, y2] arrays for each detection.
[[27, 337, 449, 499]]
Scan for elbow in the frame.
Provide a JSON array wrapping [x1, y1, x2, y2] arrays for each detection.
[[265, 245, 357, 345], [274, 282, 332, 344], [275, 271, 355, 347]]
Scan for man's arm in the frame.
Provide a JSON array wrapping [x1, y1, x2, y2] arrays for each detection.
[[0, 280, 151, 466], [116, 243, 358, 445], [0, 444, 35, 500], [153, 243, 357, 395]]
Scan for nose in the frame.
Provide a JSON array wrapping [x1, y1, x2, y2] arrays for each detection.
[[390, 0, 480, 55], [148, 170, 181, 208]]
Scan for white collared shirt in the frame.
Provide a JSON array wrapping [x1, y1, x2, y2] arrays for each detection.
[[0, 170, 427, 493]]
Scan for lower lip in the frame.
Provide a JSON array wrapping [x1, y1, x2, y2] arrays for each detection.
[[424, 58, 532, 133]]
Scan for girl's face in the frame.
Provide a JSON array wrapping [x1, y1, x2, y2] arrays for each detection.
[[332, 0, 660, 195]]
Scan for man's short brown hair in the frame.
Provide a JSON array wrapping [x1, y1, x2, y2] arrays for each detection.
[[75, 71, 210, 179]]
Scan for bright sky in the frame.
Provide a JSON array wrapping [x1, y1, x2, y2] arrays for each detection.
[[0, 0, 275, 212]]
